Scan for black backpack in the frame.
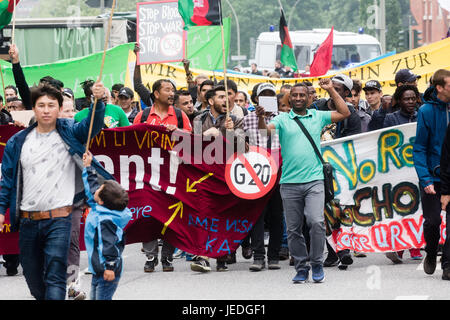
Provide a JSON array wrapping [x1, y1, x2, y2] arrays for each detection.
[[140, 106, 184, 129]]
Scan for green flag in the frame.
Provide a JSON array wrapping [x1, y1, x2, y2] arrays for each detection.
[[279, 9, 298, 72], [183, 17, 230, 70], [0, 0, 19, 30]]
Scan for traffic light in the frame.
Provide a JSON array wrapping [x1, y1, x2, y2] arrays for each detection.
[[398, 29, 410, 50], [413, 30, 423, 48]]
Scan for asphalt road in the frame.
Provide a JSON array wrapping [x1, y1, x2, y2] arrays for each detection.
[[1, 243, 449, 302]]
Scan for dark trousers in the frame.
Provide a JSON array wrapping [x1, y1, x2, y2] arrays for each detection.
[[66, 200, 84, 284], [3, 254, 20, 271], [250, 186, 283, 262], [421, 182, 450, 269]]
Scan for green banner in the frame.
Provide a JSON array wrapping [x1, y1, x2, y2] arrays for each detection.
[[0, 43, 134, 99], [0, 18, 230, 101], [183, 17, 231, 70]]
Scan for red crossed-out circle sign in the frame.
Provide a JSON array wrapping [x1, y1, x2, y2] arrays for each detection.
[[225, 146, 278, 200]]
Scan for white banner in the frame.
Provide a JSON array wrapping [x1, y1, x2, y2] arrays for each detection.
[[321, 123, 446, 252]]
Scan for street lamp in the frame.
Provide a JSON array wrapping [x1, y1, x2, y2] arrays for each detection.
[[288, 0, 301, 30], [224, 0, 242, 66]]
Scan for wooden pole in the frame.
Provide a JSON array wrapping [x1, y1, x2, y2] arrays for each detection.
[[11, 0, 16, 45], [219, 3, 229, 117], [0, 65, 6, 104], [85, 0, 116, 153]]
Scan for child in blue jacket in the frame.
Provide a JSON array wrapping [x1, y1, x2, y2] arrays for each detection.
[[82, 151, 132, 300]]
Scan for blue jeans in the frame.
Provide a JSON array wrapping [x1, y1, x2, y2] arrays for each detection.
[[90, 274, 120, 300], [19, 215, 72, 300]]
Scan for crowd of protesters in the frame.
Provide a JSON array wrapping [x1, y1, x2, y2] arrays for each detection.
[[0, 41, 450, 300]]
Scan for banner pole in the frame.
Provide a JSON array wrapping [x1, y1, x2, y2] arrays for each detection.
[[219, 2, 229, 117], [11, 0, 16, 45], [0, 64, 6, 103], [85, 0, 116, 153]]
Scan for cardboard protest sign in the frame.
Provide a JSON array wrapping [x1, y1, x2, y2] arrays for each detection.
[[137, 0, 186, 65]]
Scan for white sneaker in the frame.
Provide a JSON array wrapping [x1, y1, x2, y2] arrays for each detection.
[[67, 283, 86, 300]]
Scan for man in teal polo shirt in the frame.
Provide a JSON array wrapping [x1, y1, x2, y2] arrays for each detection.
[[256, 79, 351, 283]]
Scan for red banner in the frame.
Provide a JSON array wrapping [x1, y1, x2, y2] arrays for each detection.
[[0, 124, 278, 258], [0, 125, 23, 254]]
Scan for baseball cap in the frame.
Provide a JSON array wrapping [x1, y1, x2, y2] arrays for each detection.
[[256, 83, 277, 96], [118, 87, 134, 99], [363, 80, 382, 92], [332, 74, 353, 92], [62, 88, 74, 99], [395, 69, 421, 84]]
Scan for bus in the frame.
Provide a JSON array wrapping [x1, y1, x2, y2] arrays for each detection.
[[251, 29, 382, 73]]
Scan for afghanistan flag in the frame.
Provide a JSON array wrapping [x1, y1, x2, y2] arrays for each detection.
[[0, 0, 19, 30], [279, 9, 298, 72], [178, 0, 222, 30]]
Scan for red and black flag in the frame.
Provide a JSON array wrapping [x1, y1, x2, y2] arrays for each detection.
[[279, 9, 298, 72], [178, 0, 222, 30], [0, 0, 20, 30]]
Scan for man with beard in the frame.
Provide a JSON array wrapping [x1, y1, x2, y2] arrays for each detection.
[[190, 86, 245, 273], [256, 79, 350, 283]]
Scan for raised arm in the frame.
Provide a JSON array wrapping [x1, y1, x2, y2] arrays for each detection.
[[133, 43, 153, 107], [9, 44, 32, 110], [73, 82, 106, 144], [319, 78, 351, 123]]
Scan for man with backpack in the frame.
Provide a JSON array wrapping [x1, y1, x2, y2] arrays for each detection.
[[132, 79, 191, 273]]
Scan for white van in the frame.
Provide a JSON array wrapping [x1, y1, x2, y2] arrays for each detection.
[[251, 29, 382, 73]]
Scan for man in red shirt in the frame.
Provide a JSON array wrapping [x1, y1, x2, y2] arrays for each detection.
[[133, 79, 191, 273], [133, 79, 192, 133]]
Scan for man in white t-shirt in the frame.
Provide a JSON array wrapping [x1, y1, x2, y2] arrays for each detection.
[[0, 81, 111, 300]]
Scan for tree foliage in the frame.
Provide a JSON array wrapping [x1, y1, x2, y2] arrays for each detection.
[[31, 0, 411, 65]]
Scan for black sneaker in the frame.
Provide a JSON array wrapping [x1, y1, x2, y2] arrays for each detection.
[[6, 267, 18, 276], [242, 247, 253, 260], [190, 257, 211, 273], [424, 254, 437, 275], [279, 247, 289, 261], [226, 253, 236, 264], [161, 257, 174, 272], [216, 261, 228, 272], [144, 257, 158, 273], [323, 256, 339, 267], [442, 268, 450, 280], [338, 251, 354, 266], [249, 260, 265, 271]]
